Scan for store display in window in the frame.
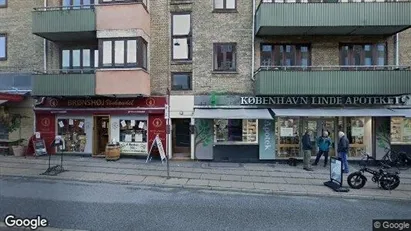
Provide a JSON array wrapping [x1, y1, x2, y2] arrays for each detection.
[[57, 119, 87, 152], [119, 120, 147, 154], [348, 117, 365, 157], [214, 119, 257, 143], [277, 117, 300, 158], [391, 117, 411, 144]]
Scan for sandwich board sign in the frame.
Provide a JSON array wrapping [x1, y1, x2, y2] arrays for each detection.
[[146, 134, 166, 163]]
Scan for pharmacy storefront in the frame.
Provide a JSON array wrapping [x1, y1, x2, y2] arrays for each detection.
[[34, 97, 166, 156], [193, 95, 411, 161]]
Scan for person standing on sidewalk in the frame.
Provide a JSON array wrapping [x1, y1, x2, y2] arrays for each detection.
[[313, 131, 332, 167], [302, 130, 313, 171], [337, 131, 350, 173]]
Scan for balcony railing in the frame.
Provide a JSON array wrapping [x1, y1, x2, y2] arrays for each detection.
[[33, 5, 95, 11], [256, 65, 411, 73], [34, 68, 96, 74], [259, 0, 403, 4]]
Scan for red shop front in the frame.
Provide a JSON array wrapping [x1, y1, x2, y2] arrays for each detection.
[[33, 97, 166, 156]]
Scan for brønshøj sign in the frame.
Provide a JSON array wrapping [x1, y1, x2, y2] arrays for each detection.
[[119, 142, 147, 154]]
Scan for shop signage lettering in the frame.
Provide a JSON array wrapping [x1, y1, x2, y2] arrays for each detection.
[[263, 120, 272, 151], [119, 142, 147, 154], [67, 99, 135, 107], [240, 96, 408, 106]]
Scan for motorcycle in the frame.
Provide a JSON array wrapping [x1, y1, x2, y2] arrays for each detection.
[[347, 152, 400, 190]]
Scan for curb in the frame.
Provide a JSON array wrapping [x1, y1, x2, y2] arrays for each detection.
[[2, 174, 411, 202], [0, 222, 88, 231]]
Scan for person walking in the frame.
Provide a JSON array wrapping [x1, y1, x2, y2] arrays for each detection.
[[313, 131, 332, 167], [337, 131, 350, 173], [302, 130, 313, 171]]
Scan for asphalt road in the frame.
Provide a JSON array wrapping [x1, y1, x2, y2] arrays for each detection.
[[0, 176, 410, 231]]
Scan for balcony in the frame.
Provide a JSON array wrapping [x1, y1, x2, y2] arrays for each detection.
[[254, 66, 411, 95], [32, 6, 96, 42], [32, 70, 96, 96], [255, 1, 411, 36], [95, 69, 150, 96]]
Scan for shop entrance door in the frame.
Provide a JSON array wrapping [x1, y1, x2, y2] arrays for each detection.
[[172, 119, 191, 159], [93, 116, 110, 157], [302, 118, 337, 157]]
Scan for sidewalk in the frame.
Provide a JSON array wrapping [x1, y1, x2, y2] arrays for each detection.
[[1, 155, 411, 201]]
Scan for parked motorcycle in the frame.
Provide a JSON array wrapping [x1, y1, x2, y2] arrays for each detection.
[[347, 152, 400, 190]]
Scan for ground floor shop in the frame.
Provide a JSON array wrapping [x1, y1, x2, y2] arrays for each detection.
[[33, 97, 166, 156], [192, 95, 411, 161]]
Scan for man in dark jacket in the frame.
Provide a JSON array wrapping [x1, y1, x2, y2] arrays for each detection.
[[302, 130, 313, 171], [337, 131, 350, 173]]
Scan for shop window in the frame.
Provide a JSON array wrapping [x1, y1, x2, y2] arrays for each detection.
[[57, 119, 87, 152], [0, 122, 8, 140], [100, 37, 147, 69], [276, 117, 300, 158], [346, 117, 366, 157], [214, 119, 257, 143], [391, 117, 411, 144], [119, 120, 148, 154]]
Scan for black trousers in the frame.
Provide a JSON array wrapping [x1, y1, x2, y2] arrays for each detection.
[[314, 150, 329, 166]]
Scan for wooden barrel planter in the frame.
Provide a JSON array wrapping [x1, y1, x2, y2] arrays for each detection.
[[105, 144, 120, 161]]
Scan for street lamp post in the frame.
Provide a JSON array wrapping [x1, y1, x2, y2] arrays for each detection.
[[166, 88, 171, 179]]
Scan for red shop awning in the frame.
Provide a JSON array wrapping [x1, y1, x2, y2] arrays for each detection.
[[0, 93, 25, 102]]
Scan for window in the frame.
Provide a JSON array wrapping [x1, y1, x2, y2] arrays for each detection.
[[171, 73, 192, 91], [391, 117, 411, 144], [214, 0, 236, 10], [260, 44, 310, 67], [119, 119, 148, 154], [62, 0, 94, 9], [61, 48, 98, 72], [171, 13, 191, 61], [214, 119, 257, 143], [213, 43, 237, 72], [339, 43, 387, 66], [57, 118, 87, 153], [99, 37, 147, 69], [0, 0, 6, 7], [277, 117, 300, 158], [0, 34, 6, 60]]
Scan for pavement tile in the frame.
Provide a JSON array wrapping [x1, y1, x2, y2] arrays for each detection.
[[279, 185, 308, 192], [241, 176, 264, 182], [101, 173, 127, 182], [268, 171, 290, 177], [208, 180, 231, 188], [143, 176, 166, 185], [230, 182, 255, 189], [221, 175, 243, 181], [163, 178, 188, 186], [169, 172, 182, 178], [141, 170, 164, 176], [248, 171, 271, 177], [254, 183, 281, 191], [179, 173, 202, 179], [284, 178, 311, 185], [261, 177, 287, 184], [186, 179, 210, 186], [303, 185, 333, 194], [80, 173, 105, 181], [200, 174, 221, 180], [50, 171, 85, 179], [288, 172, 311, 178]]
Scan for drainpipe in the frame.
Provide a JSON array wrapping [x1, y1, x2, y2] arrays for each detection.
[[43, 0, 47, 72], [251, 0, 256, 81], [395, 33, 399, 67]]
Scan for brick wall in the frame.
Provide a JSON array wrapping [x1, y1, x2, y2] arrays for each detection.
[[0, 0, 44, 71], [399, 29, 411, 66], [150, 0, 254, 96]]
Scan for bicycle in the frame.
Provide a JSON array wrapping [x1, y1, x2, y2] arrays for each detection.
[[381, 147, 410, 170], [347, 152, 400, 190]]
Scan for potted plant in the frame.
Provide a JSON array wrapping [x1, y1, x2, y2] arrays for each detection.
[[0, 108, 29, 156]]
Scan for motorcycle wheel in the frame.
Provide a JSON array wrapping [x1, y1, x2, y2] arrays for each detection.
[[347, 172, 367, 189], [380, 175, 400, 190]]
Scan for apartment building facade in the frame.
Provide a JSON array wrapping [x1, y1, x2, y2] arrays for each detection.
[[0, 0, 42, 153], [189, 0, 411, 162], [31, 0, 167, 156]]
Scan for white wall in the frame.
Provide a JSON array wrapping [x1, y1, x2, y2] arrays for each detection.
[[56, 115, 93, 154], [170, 95, 194, 118]]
